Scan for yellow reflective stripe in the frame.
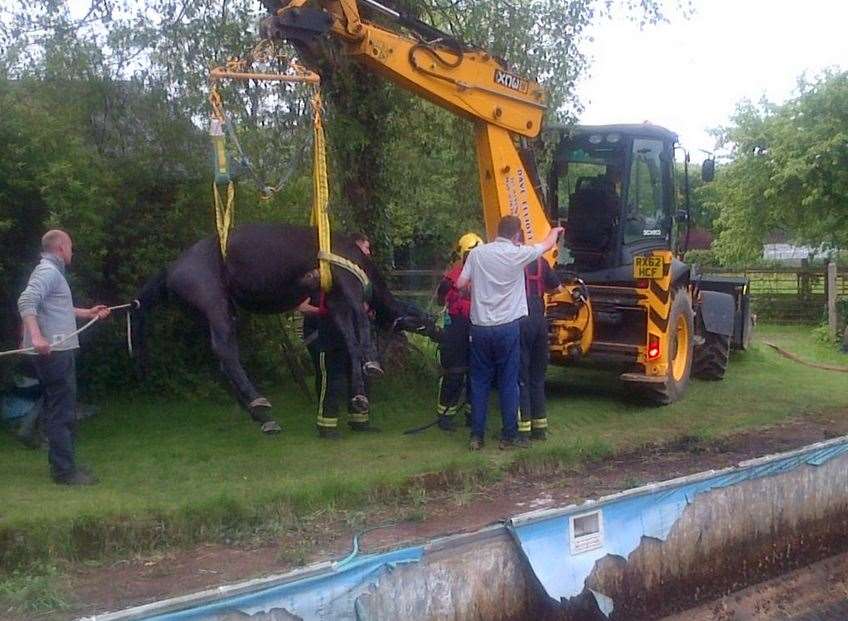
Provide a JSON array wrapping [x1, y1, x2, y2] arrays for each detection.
[[531, 418, 548, 429], [317, 416, 337, 428], [318, 352, 328, 421], [518, 420, 532, 433], [349, 412, 369, 423]]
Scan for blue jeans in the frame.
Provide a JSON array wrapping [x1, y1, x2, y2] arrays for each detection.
[[469, 320, 521, 441]]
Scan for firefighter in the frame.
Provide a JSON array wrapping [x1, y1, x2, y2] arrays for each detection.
[[519, 255, 562, 441], [299, 292, 376, 438], [434, 233, 482, 431]]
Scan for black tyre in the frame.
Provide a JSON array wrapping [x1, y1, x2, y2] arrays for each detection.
[[693, 331, 730, 380], [645, 288, 695, 405]]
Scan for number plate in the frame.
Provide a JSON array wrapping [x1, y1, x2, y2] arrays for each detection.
[[634, 256, 664, 279]]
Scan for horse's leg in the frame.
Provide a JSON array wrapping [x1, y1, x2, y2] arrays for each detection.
[[205, 306, 281, 433], [336, 275, 383, 377], [355, 302, 382, 377], [167, 251, 280, 434], [329, 306, 369, 413]]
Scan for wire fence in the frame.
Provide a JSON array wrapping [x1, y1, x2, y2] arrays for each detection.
[[389, 266, 848, 326], [707, 267, 848, 325]]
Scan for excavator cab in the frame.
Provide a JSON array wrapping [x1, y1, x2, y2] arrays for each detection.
[[549, 124, 678, 276]]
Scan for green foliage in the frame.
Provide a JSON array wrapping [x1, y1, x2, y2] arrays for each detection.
[[811, 324, 838, 345], [0, 563, 69, 615], [682, 248, 720, 268], [706, 71, 848, 263]]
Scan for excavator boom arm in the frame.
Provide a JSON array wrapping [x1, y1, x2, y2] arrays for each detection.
[[263, 0, 553, 242]]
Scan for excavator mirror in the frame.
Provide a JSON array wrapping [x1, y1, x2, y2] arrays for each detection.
[[701, 158, 716, 183]]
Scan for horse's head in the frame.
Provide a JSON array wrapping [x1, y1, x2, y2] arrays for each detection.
[[389, 302, 443, 342]]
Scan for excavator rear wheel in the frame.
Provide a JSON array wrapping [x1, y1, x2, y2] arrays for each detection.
[[644, 288, 694, 405], [693, 331, 730, 380]]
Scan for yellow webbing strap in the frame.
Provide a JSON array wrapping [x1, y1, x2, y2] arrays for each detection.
[[214, 181, 235, 257], [310, 96, 373, 300], [311, 92, 333, 292], [317, 251, 372, 300]]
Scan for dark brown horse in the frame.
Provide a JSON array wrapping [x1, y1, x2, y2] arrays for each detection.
[[131, 223, 436, 433]]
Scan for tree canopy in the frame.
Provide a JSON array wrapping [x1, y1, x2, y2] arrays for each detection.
[[705, 70, 848, 263]]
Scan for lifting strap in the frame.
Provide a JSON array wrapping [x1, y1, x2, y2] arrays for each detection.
[[317, 251, 372, 301], [209, 105, 235, 257], [207, 45, 370, 300], [310, 92, 333, 293], [310, 92, 371, 299], [213, 182, 235, 257]]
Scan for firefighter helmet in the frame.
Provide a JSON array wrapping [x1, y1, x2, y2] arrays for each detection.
[[456, 233, 483, 257]]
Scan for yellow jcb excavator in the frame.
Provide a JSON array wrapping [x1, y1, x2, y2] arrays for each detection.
[[260, 0, 753, 404]]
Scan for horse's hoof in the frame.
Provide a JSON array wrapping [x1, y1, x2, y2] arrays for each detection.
[[363, 361, 384, 378], [350, 395, 370, 413], [248, 397, 274, 424], [261, 421, 282, 434]]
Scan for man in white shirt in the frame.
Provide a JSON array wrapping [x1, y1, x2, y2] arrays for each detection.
[[457, 216, 563, 450]]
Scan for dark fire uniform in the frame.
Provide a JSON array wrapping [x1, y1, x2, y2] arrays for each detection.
[[435, 263, 472, 430], [519, 257, 561, 440], [303, 294, 369, 436]]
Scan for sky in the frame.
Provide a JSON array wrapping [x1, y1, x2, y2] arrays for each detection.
[[576, 0, 848, 162]]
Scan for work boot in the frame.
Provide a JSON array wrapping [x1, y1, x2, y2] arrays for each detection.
[[349, 421, 381, 433], [469, 436, 484, 451], [437, 415, 457, 432], [499, 436, 530, 450], [53, 469, 98, 486], [531, 428, 547, 441], [318, 427, 341, 440]]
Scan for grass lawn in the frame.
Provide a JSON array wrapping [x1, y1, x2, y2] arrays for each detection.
[[1, 324, 847, 573]]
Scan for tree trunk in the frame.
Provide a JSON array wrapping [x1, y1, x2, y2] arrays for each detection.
[[325, 62, 398, 261]]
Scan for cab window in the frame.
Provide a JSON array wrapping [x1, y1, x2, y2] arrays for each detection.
[[624, 139, 667, 245]]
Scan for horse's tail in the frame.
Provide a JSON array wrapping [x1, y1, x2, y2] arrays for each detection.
[[130, 269, 168, 374]]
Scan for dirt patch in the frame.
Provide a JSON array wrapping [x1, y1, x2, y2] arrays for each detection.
[[17, 413, 848, 621]]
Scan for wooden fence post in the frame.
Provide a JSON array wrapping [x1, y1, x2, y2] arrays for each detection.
[[827, 261, 837, 340]]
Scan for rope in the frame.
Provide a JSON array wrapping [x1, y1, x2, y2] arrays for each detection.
[[763, 341, 848, 373], [0, 303, 137, 358]]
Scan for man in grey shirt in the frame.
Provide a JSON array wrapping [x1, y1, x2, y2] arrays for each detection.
[[18, 230, 111, 485], [457, 216, 563, 450]]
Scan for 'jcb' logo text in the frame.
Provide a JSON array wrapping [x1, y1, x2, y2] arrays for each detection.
[[494, 69, 528, 93]]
